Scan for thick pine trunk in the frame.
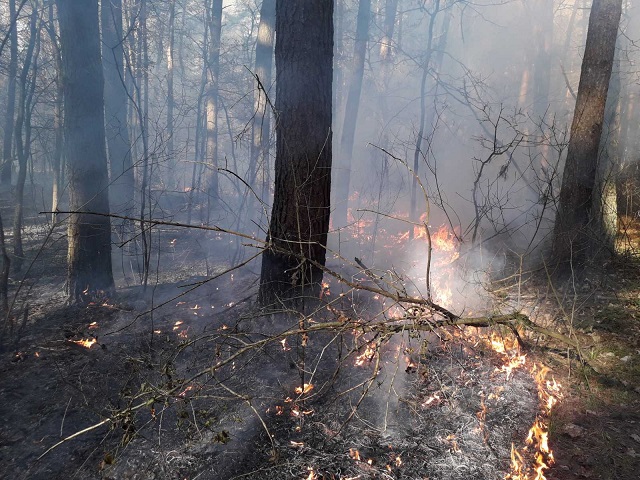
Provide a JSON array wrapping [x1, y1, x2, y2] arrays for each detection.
[[258, 0, 334, 308], [57, 0, 115, 301], [552, 0, 622, 265]]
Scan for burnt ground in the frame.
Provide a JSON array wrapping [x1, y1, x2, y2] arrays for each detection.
[[0, 190, 640, 479]]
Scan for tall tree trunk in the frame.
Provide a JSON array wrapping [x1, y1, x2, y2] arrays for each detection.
[[12, 3, 39, 274], [166, 0, 176, 186], [410, 0, 441, 227], [102, 0, 135, 221], [409, 0, 452, 227], [332, 0, 371, 230], [552, 0, 623, 265], [188, 14, 209, 225], [592, 42, 621, 255], [46, 2, 63, 224], [138, 0, 151, 286], [205, 0, 222, 214], [57, 0, 115, 301], [248, 0, 275, 199], [1, 0, 18, 185], [258, 0, 334, 308], [379, 0, 399, 61]]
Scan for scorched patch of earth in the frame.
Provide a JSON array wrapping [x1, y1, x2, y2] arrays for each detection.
[[0, 270, 547, 479]]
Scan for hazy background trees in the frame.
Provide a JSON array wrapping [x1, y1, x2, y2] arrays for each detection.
[[0, 0, 640, 303]]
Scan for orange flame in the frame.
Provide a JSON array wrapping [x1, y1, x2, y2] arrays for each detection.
[[295, 383, 314, 395], [70, 338, 96, 349]]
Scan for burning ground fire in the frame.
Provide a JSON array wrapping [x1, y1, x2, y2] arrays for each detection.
[[487, 334, 563, 479]]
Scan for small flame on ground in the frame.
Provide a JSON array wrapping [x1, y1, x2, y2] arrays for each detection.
[[69, 338, 96, 349], [492, 338, 563, 480], [295, 383, 314, 395], [421, 393, 441, 408], [349, 448, 361, 461], [355, 344, 376, 366], [305, 466, 317, 480]]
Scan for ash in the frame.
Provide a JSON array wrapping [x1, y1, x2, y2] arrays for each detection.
[[235, 329, 539, 480]]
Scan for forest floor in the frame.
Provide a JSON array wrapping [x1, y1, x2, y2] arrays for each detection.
[[0, 189, 639, 479]]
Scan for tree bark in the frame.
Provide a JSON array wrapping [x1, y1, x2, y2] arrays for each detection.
[[552, 0, 622, 265], [57, 0, 115, 301], [332, 0, 371, 230], [258, 0, 334, 308]]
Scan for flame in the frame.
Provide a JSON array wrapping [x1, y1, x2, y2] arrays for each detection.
[[503, 361, 563, 479], [349, 448, 361, 461], [70, 338, 96, 349], [500, 354, 527, 380], [421, 393, 441, 407], [434, 225, 458, 248], [88, 321, 98, 329], [355, 344, 376, 366], [305, 467, 317, 480], [295, 383, 314, 395], [173, 320, 183, 331]]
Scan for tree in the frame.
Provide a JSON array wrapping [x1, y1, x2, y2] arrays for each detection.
[[258, 0, 334, 307], [56, 0, 115, 301], [102, 0, 135, 222], [552, 0, 623, 264], [205, 0, 223, 213], [332, 0, 371, 229], [1, 0, 18, 185], [12, 0, 39, 273], [248, 0, 275, 202]]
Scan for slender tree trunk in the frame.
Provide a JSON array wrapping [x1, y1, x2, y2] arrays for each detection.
[[0, 212, 9, 319], [102, 0, 135, 221], [166, 0, 176, 185], [12, 4, 39, 274], [205, 0, 223, 214], [410, 0, 441, 227], [46, 3, 63, 224], [188, 15, 209, 225], [258, 0, 334, 307], [248, 0, 275, 198], [379, 0, 399, 61], [332, 0, 371, 229], [552, 0, 623, 265], [138, 0, 151, 286], [1, 0, 18, 185], [57, 0, 115, 301]]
